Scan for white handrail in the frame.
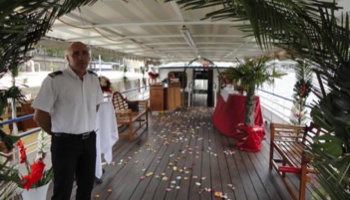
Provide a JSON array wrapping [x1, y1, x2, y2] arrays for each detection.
[[257, 89, 312, 125]]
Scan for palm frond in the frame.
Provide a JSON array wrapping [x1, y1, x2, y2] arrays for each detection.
[[0, 0, 99, 77]]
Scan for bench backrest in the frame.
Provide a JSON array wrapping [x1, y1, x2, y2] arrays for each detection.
[[270, 123, 305, 141], [112, 91, 128, 111], [270, 122, 329, 147], [302, 122, 329, 147]]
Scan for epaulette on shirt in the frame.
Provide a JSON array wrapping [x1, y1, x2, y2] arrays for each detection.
[[87, 70, 98, 76], [48, 71, 63, 78]]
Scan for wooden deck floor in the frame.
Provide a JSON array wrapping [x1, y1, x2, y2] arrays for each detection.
[[46, 107, 312, 200]]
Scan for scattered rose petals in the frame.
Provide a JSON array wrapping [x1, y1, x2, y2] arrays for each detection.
[[214, 191, 222, 197]]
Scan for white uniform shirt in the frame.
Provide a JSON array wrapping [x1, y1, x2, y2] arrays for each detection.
[[32, 67, 104, 134]]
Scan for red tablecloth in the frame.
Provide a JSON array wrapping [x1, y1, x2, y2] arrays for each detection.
[[212, 93, 264, 137]]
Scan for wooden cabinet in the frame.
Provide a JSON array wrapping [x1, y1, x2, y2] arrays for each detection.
[[150, 85, 164, 111], [150, 83, 182, 111], [166, 83, 181, 110]]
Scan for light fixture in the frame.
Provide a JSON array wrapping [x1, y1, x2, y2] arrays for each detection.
[[181, 26, 196, 47]]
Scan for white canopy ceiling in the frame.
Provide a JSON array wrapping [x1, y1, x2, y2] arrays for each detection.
[[45, 0, 350, 64]]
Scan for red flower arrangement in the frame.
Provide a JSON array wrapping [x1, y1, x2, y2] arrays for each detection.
[[16, 131, 53, 190], [147, 71, 159, 79], [99, 76, 113, 94]]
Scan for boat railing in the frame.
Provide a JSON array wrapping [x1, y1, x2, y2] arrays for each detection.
[[257, 89, 313, 125], [1, 86, 313, 166], [119, 85, 149, 100], [0, 87, 149, 167]]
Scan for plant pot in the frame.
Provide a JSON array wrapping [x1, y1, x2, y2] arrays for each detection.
[[21, 181, 51, 200], [235, 124, 264, 152]]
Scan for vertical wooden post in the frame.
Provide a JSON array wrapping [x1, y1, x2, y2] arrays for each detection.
[[138, 79, 141, 92]]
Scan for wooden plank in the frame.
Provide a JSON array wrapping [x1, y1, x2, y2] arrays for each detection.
[[251, 137, 292, 200], [201, 120, 216, 200], [175, 120, 198, 200], [213, 125, 236, 200], [241, 150, 270, 200], [139, 115, 185, 199], [186, 114, 205, 200], [157, 123, 190, 200]]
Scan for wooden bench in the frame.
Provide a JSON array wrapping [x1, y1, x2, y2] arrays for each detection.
[[112, 91, 148, 141], [269, 122, 328, 200]]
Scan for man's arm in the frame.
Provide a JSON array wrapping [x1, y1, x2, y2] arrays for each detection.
[[33, 109, 52, 135]]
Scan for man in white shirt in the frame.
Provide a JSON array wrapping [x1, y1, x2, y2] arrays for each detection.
[[32, 41, 104, 200]]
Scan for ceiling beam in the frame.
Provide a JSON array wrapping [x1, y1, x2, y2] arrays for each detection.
[[65, 34, 250, 41], [52, 19, 248, 29]]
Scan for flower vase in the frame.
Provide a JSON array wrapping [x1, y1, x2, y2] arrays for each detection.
[[21, 182, 50, 200]]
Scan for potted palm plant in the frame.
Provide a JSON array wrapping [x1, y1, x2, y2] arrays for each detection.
[[222, 56, 285, 151]]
